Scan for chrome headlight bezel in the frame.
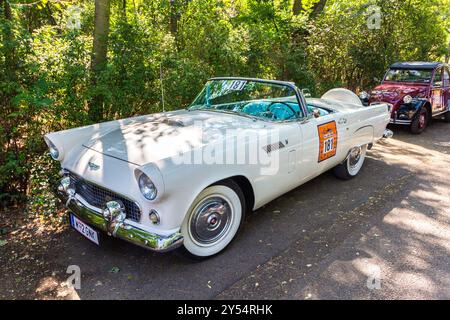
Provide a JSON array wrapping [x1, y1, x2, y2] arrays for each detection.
[[403, 95, 413, 104], [44, 137, 62, 161], [138, 173, 158, 201], [48, 141, 59, 160], [359, 91, 369, 100]]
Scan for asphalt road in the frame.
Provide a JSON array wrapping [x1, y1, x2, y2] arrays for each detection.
[[32, 120, 450, 299]]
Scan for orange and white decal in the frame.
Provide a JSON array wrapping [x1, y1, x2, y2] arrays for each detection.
[[318, 121, 338, 162]]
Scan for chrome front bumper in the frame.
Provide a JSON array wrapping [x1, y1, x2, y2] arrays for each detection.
[[382, 129, 394, 139], [59, 192, 183, 252], [389, 119, 411, 125]]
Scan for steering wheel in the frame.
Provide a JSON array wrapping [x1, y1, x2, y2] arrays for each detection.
[[267, 101, 297, 121]]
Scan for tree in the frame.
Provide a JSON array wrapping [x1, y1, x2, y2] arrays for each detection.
[[91, 0, 111, 74], [170, 0, 178, 35], [293, 0, 303, 15], [2, 0, 16, 82], [310, 0, 327, 18], [293, 0, 327, 17], [90, 0, 112, 122]]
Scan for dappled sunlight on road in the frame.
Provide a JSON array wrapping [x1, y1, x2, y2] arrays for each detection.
[[288, 124, 450, 299]]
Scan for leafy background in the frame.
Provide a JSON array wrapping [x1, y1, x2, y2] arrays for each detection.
[[1, 0, 449, 217]]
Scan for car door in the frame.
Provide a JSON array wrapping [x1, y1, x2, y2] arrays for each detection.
[[431, 67, 445, 114], [443, 67, 450, 112], [296, 113, 347, 182], [296, 117, 320, 183]]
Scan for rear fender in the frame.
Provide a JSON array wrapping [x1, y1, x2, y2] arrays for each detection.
[[351, 125, 374, 149]]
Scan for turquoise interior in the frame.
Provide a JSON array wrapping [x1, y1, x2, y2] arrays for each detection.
[[224, 99, 332, 121]]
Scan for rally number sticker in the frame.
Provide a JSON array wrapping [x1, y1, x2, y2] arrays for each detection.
[[318, 121, 338, 162], [226, 80, 247, 91]]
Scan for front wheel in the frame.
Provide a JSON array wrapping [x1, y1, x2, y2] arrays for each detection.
[[180, 180, 245, 258], [333, 145, 367, 180], [410, 106, 429, 134]]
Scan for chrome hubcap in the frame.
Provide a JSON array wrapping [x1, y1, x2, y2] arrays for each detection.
[[190, 197, 233, 245], [419, 113, 426, 128], [349, 147, 362, 168]]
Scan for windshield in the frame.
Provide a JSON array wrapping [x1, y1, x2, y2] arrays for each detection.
[[189, 79, 303, 122], [384, 68, 433, 83]]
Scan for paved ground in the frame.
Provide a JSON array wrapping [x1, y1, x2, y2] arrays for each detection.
[[1, 120, 449, 300]]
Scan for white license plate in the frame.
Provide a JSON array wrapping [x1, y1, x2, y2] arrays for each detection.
[[70, 214, 100, 245]]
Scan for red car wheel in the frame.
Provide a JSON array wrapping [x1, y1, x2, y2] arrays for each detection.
[[410, 107, 428, 134]]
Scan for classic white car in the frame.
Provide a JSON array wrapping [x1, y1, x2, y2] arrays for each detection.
[[46, 78, 392, 258]]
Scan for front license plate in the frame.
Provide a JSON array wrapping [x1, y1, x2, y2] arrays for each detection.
[[70, 214, 100, 245]]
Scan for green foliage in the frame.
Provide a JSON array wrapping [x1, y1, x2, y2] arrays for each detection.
[[308, 0, 450, 93], [26, 153, 60, 218], [0, 0, 449, 210]]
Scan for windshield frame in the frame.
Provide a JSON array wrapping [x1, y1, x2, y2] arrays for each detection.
[[188, 77, 308, 123], [382, 68, 434, 84]]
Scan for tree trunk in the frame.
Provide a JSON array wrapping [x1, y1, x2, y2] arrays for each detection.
[[90, 0, 111, 122], [45, 3, 57, 26], [169, 0, 178, 35], [122, 0, 127, 22], [310, 0, 327, 18], [91, 0, 111, 73], [293, 0, 303, 16], [2, 0, 16, 82]]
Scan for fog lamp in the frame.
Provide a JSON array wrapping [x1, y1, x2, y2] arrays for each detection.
[[149, 210, 160, 225]]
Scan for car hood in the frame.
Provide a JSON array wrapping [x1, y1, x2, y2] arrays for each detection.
[[83, 110, 267, 166], [369, 83, 428, 104]]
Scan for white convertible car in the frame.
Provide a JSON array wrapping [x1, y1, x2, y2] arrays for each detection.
[[46, 78, 392, 257]]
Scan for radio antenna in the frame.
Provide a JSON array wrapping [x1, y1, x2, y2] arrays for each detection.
[[160, 63, 166, 113]]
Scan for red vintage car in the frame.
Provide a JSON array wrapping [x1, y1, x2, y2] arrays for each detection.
[[363, 62, 450, 134]]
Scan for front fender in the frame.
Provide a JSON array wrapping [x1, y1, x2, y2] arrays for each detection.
[[140, 157, 258, 231], [396, 98, 429, 121]]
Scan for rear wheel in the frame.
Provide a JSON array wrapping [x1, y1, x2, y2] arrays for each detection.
[[410, 106, 429, 134], [180, 180, 245, 258], [333, 145, 367, 180]]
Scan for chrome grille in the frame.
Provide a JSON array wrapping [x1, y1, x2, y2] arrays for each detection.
[[69, 173, 141, 222]]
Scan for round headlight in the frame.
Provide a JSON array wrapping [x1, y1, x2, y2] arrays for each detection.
[[403, 95, 413, 104], [48, 141, 59, 160], [45, 138, 60, 160], [139, 173, 157, 200], [359, 91, 369, 100]]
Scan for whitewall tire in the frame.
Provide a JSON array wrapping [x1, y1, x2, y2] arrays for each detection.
[[181, 181, 245, 258], [333, 145, 367, 180]]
